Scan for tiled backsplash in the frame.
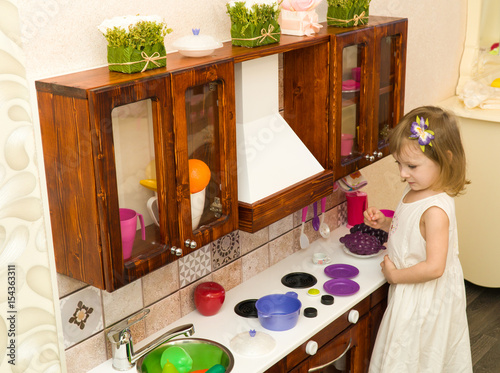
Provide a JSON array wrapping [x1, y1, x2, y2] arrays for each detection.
[[58, 191, 346, 372]]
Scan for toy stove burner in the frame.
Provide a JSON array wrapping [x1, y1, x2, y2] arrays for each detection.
[[281, 272, 317, 289], [234, 299, 258, 318]]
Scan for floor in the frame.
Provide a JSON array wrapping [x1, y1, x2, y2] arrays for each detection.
[[465, 280, 500, 372]]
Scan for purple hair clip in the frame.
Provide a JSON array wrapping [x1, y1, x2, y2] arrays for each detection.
[[409, 115, 434, 152]]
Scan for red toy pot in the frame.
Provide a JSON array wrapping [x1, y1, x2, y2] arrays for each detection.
[[194, 282, 225, 316]]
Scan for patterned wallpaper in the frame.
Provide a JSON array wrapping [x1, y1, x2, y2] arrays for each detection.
[[0, 0, 64, 371]]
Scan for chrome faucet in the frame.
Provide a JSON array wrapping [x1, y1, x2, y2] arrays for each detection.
[[107, 309, 195, 371]]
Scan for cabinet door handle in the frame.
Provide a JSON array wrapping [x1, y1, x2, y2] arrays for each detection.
[[307, 338, 352, 372]]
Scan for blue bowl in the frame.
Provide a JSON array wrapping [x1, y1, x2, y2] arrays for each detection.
[[255, 292, 302, 331]]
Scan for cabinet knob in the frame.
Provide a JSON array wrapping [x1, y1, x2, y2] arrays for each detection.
[[348, 309, 359, 324], [170, 247, 182, 256], [305, 340, 318, 355], [376, 151, 383, 158], [365, 154, 375, 162], [184, 239, 197, 249]]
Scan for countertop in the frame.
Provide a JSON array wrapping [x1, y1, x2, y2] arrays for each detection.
[[90, 225, 386, 373]]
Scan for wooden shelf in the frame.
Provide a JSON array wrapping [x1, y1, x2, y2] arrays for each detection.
[[35, 16, 403, 96], [378, 84, 394, 96]]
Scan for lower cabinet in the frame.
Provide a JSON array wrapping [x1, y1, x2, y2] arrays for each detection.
[[266, 283, 389, 373], [293, 315, 370, 373]]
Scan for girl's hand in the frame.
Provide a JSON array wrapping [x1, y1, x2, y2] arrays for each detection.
[[364, 207, 386, 229], [380, 255, 397, 284]]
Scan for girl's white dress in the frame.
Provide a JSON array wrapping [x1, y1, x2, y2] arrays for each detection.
[[369, 188, 472, 373]]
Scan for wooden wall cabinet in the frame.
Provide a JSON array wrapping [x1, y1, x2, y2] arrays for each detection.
[[36, 17, 406, 291], [329, 18, 407, 180], [170, 62, 239, 252], [36, 61, 237, 292]]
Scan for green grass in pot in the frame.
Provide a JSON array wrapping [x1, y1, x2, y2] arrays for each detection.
[[99, 17, 173, 73], [327, 0, 371, 27], [226, 1, 282, 47]]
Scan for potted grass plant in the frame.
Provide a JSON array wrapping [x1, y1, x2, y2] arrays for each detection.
[[327, 0, 370, 28], [226, 1, 282, 47], [98, 15, 173, 74]]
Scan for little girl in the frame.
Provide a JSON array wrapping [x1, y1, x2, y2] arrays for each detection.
[[365, 106, 473, 372]]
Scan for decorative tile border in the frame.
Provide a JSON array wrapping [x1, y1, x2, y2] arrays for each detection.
[[59, 287, 103, 349], [211, 231, 240, 270], [178, 244, 211, 287], [338, 201, 348, 227]]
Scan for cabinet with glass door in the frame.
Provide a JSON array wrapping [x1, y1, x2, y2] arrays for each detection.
[[36, 60, 237, 292], [170, 61, 238, 254], [329, 18, 407, 179], [371, 19, 407, 160], [331, 26, 375, 179]]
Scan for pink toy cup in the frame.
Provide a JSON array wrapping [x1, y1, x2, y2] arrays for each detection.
[[346, 191, 367, 228], [351, 67, 361, 82], [341, 134, 354, 156], [119, 208, 146, 260]]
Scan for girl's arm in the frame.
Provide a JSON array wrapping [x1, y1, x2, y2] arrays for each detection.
[[381, 206, 449, 284], [364, 207, 392, 232]]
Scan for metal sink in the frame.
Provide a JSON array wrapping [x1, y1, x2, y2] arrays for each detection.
[[136, 338, 234, 373]]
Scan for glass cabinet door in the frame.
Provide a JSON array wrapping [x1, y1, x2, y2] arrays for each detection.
[[373, 21, 407, 158], [89, 76, 173, 290], [185, 81, 223, 232], [112, 99, 162, 261], [333, 29, 375, 179], [340, 44, 364, 167], [172, 62, 238, 253]]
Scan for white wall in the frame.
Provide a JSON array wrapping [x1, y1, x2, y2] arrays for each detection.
[[0, 0, 467, 370]]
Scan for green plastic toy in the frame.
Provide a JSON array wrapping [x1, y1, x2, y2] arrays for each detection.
[[160, 347, 193, 373]]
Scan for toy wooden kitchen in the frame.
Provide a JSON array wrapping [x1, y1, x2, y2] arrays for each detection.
[[36, 15, 407, 372]]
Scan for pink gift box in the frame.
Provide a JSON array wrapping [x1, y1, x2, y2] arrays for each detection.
[[279, 9, 323, 36]]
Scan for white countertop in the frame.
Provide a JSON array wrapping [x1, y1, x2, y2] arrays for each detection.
[[90, 225, 386, 373]]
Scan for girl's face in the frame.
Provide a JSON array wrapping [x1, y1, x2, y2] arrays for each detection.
[[394, 143, 441, 193]]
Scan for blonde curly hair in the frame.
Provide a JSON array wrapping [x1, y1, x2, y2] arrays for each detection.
[[388, 106, 470, 197]]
